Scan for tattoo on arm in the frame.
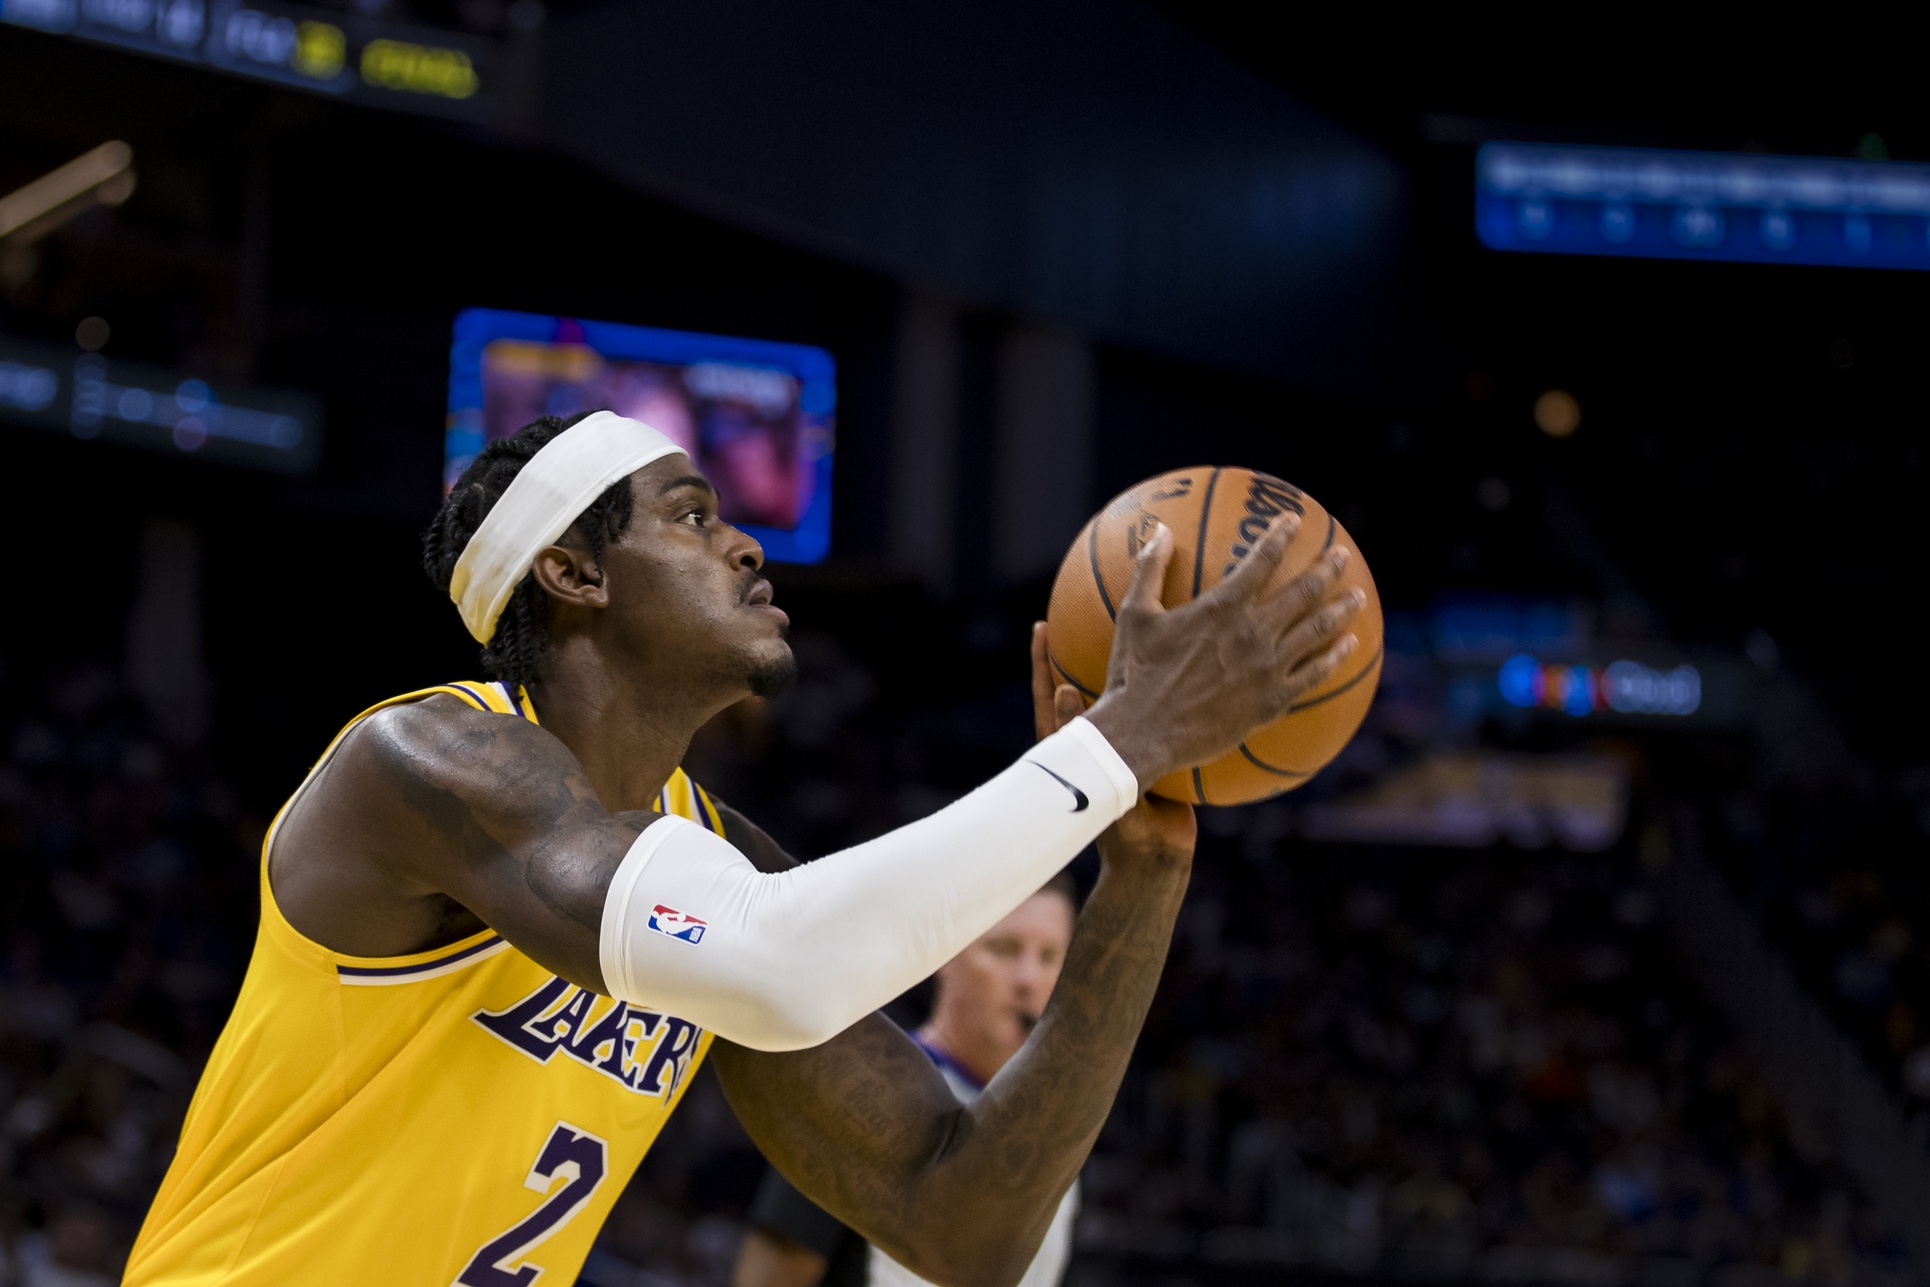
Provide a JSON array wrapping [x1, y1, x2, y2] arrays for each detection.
[[340, 697, 652, 987], [711, 859, 1190, 1287]]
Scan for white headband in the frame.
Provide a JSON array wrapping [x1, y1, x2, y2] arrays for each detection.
[[450, 411, 689, 643]]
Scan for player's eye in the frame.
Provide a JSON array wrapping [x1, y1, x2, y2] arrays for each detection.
[[679, 506, 708, 527]]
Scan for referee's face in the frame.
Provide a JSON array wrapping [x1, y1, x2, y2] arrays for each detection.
[[934, 891, 1076, 1078]]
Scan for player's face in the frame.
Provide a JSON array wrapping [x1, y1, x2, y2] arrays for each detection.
[[596, 458, 796, 700], [936, 892, 1075, 1073]]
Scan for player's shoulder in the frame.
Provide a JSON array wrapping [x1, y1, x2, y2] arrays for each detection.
[[340, 690, 567, 803], [356, 689, 540, 755]]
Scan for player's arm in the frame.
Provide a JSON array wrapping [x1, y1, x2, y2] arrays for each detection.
[[293, 678, 1139, 1038], [294, 519, 1355, 1048], [595, 522, 1352, 1052], [711, 699, 1194, 1287]]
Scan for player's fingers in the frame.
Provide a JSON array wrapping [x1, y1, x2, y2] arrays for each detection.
[[1031, 622, 1058, 741], [1118, 522, 1173, 616], [1275, 586, 1365, 660], [1054, 683, 1083, 733], [1208, 514, 1299, 605], [1273, 632, 1359, 706], [1261, 544, 1352, 633]]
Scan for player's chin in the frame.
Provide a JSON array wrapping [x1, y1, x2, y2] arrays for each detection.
[[745, 641, 798, 700]]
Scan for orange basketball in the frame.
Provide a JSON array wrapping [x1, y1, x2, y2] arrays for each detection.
[[1046, 466, 1383, 805]]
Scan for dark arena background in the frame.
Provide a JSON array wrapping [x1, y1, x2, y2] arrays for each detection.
[[4, 6, 1930, 1283]]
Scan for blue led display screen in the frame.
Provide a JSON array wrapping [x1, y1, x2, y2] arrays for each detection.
[[1496, 654, 1701, 719], [448, 308, 836, 565], [0, 333, 322, 474], [1477, 142, 1930, 271]]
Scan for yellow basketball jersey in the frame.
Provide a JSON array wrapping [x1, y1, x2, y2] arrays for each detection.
[[127, 681, 725, 1286]]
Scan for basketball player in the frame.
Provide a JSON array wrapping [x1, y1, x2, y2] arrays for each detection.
[[126, 410, 1362, 1286], [734, 873, 1082, 1287]]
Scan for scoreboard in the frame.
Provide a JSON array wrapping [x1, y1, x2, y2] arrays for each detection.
[[1478, 142, 1930, 272], [0, 0, 525, 126]]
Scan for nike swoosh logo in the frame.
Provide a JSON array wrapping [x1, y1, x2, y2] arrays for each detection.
[[1027, 761, 1090, 812]]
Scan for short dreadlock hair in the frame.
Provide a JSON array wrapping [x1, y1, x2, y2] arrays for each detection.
[[423, 411, 637, 690]]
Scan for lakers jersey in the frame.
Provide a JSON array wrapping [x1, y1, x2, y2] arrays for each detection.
[[127, 682, 725, 1285]]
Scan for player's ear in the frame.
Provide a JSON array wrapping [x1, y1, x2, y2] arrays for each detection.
[[530, 541, 608, 611]]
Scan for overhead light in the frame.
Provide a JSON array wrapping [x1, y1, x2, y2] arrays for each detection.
[[1534, 389, 1581, 437], [0, 141, 136, 242]]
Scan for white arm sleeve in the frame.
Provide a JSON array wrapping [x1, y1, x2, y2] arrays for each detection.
[[598, 717, 1139, 1051]]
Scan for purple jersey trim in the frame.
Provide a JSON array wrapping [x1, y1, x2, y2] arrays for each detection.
[[337, 933, 505, 978]]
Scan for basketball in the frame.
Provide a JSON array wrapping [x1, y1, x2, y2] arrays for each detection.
[[1045, 467, 1383, 805]]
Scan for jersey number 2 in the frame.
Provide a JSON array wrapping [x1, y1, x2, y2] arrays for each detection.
[[455, 1121, 609, 1286]]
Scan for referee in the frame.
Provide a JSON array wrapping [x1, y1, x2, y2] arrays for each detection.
[[734, 875, 1081, 1287]]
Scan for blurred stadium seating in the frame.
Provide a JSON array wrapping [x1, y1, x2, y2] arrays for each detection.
[[0, 660, 256, 1282], [1706, 776, 1930, 1120]]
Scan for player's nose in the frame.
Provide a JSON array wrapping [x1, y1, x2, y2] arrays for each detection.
[[725, 523, 765, 572]]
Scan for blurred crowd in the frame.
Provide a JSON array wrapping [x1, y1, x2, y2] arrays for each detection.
[[0, 659, 259, 1284], [0, 605, 1919, 1287], [1708, 778, 1930, 1125], [1074, 823, 1910, 1287]]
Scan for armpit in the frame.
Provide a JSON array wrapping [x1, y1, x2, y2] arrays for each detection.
[[708, 796, 800, 873]]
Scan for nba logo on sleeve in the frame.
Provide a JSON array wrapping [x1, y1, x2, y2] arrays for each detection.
[[647, 905, 707, 945]]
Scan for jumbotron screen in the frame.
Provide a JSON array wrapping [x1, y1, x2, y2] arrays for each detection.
[[447, 308, 836, 564], [1477, 142, 1930, 271]]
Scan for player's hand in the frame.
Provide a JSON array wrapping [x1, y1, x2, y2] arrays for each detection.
[[1079, 519, 1363, 791], [1032, 622, 1196, 873]]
